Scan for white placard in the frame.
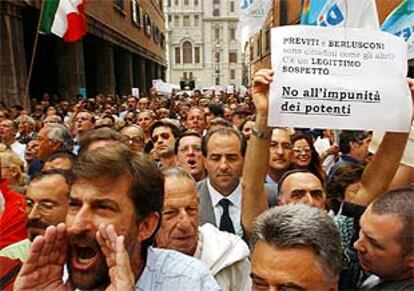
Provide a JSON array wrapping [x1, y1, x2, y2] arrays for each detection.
[[132, 88, 139, 97], [227, 85, 235, 94], [269, 25, 412, 132]]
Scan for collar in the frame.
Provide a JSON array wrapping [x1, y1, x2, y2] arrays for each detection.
[[207, 178, 242, 210], [341, 155, 363, 164]]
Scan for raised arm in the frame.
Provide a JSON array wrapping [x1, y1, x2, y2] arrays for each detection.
[[352, 78, 414, 206], [241, 69, 273, 238]]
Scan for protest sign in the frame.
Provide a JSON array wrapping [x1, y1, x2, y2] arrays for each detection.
[[132, 88, 139, 97], [269, 26, 412, 132]]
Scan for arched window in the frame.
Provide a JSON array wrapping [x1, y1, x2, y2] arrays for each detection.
[[183, 41, 192, 64]]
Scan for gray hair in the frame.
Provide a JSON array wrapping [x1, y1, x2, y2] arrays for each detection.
[[45, 123, 73, 152], [251, 204, 342, 282], [162, 166, 197, 188]]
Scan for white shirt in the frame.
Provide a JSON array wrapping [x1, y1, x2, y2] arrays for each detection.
[[207, 178, 243, 237], [11, 141, 26, 162]]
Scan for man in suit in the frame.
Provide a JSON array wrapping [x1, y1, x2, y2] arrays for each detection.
[[198, 127, 245, 237]]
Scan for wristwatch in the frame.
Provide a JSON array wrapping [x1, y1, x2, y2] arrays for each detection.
[[251, 127, 272, 138]]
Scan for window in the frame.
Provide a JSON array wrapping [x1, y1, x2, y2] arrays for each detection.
[[195, 47, 200, 63], [184, 0, 189, 4], [175, 47, 181, 64], [113, 0, 124, 9], [189, 72, 193, 79], [168, 0, 171, 7], [194, 15, 199, 26], [194, 0, 199, 5], [257, 31, 262, 56], [168, 15, 172, 22], [265, 29, 271, 50], [183, 41, 193, 64], [229, 28, 236, 40], [215, 52, 220, 63], [215, 28, 220, 40], [175, 0, 179, 5], [183, 72, 188, 80], [213, 8, 220, 16], [230, 69, 236, 80], [229, 52, 237, 63], [230, 1, 235, 12], [215, 77, 220, 85], [174, 15, 179, 26], [144, 14, 152, 36], [213, 0, 220, 4], [131, 0, 141, 27], [183, 16, 190, 26]]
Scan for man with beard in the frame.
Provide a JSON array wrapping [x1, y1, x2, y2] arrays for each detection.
[[14, 143, 220, 290], [175, 131, 206, 182], [0, 170, 71, 261]]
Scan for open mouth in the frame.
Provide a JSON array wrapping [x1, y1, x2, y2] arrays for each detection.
[[71, 244, 99, 271], [187, 158, 196, 167]]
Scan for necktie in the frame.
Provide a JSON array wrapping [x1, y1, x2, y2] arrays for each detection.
[[218, 198, 235, 234]]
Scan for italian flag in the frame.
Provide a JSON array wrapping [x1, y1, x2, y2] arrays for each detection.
[[39, 0, 87, 42]]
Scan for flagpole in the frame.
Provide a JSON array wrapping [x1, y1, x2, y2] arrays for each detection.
[[24, 0, 46, 111]]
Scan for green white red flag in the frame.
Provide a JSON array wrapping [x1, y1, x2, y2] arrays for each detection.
[[39, 0, 87, 42]]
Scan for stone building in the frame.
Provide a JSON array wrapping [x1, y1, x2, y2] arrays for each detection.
[[165, 0, 242, 89], [244, 0, 413, 86], [0, 0, 167, 107]]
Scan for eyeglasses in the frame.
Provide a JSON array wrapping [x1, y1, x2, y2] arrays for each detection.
[[25, 199, 59, 216], [152, 132, 171, 143], [292, 147, 311, 154]]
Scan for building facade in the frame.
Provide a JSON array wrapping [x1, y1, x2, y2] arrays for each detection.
[[244, 0, 413, 86], [165, 0, 242, 90], [0, 0, 167, 107]]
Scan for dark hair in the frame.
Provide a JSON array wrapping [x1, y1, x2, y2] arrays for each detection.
[[278, 169, 325, 195], [291, 133, 326, 185], [44, 151, 77, 168], [202, 127, 247, 157], [150, 120, 180, 138], [339, 130, 371, 154], [209, 117, 233, 129], [174, 131, 201, 155], [327, 163, 364, 211], [73, 142, 164, 257], [78, 127, 120, 155], [208, 103, 224, 117], [239, 117, 255, 132], [370, 187, 414, 255], [31, 169, 74, 188]]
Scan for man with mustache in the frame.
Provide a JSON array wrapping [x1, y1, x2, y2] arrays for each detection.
[[14, 143, 220, 290], [0, 170, 71, 261]]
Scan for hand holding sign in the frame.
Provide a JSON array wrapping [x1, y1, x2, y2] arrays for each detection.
[[269, 26, 412, 132]]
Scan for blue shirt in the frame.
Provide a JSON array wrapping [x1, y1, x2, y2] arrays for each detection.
[[136, 247, 221, 291]]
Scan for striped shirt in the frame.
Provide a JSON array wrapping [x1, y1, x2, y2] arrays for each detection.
[[136, 247, 222, 291]]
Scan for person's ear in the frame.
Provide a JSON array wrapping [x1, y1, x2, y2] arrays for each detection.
[[137, 212, 160, 242]]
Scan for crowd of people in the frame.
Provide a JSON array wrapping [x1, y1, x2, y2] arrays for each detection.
[[0, 71, 413, 290]]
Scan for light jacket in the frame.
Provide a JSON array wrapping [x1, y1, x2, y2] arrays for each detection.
[[195, 223, 251, 291]]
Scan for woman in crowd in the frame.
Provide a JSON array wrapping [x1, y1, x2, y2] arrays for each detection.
[[290, 132, 327, 185]]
